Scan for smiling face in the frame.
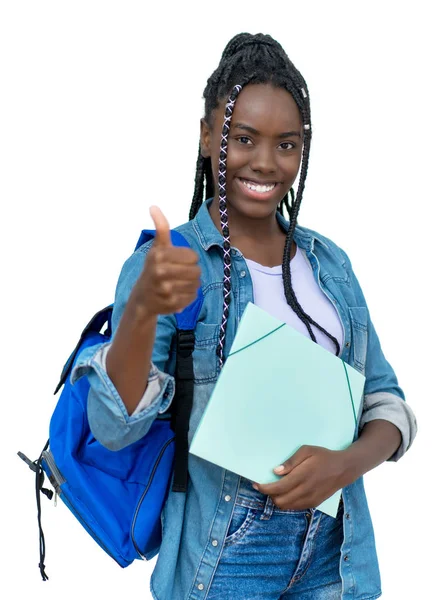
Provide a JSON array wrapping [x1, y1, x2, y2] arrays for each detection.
[[200, 83, 304, 223]]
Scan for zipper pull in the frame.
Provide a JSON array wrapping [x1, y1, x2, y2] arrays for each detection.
[[54, 491, 58, 507]]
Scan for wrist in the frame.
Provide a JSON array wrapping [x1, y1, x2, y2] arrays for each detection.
[[128, 287, 159, 326], [338, 446, 364, 487]]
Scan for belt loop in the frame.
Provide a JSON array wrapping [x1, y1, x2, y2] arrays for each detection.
[[260, 495, 274, 521]]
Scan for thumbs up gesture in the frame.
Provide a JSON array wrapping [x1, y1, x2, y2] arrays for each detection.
[[134, 206, 201, 318]]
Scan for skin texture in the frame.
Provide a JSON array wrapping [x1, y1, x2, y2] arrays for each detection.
[[254, 418, 402, 510], [106, 207, 201, 415], [201, 83, 302, 267]]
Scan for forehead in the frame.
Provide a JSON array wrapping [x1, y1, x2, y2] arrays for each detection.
[[216, 83, 302, 133]]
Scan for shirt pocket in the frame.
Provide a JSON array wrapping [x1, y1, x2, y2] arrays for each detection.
[[348, 307, 368, 374], [193, 322, 220, 384]]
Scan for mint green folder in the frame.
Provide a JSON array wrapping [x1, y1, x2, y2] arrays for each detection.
[[189, 303, 365, 518]]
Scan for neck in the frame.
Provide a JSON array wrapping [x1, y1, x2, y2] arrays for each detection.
[[208, 197, 296, 267]]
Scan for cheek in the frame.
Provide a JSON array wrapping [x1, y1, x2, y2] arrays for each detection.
[[280, 154, 302, 179], [211, 146, 247, 181], [224, 146, 250, 176]]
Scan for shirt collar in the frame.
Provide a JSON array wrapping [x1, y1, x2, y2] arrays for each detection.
[[192, 198, 327, 253]]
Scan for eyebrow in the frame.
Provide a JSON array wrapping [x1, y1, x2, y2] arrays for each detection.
[[232, 123, 302, 138]]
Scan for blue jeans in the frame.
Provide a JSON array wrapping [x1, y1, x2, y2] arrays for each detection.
[[206, 478, 344, 599]]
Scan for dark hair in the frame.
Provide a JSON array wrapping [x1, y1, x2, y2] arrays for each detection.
[[189, 33, 340, 364]]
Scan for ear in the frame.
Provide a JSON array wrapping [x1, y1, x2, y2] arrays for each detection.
[[200, 118, 212, 158]]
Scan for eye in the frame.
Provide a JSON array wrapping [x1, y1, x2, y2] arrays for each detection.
[[236, 136, 253, 145], [278, 142, 296, 150]]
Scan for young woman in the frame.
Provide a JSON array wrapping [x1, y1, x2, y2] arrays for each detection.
[[73, 33, 417, 600]]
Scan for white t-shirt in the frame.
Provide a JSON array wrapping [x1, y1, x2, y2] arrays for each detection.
[[245, 247, 344, 354]]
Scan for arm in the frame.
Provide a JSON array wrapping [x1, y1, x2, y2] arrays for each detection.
[[343, 249, 417, 462], [255, 249, 417, 509], [341, 419, 401, 484], [71, 207, 200, 449]]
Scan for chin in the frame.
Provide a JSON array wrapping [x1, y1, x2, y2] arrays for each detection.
[[225, 189, 280, 220]]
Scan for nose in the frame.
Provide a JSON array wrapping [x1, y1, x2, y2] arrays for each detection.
[[249, 144, 277, 174]]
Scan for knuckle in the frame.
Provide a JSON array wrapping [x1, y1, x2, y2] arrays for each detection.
[[155, 265, 167, 279], [160, 281, 173, 297], [155, 247, 169, 264]]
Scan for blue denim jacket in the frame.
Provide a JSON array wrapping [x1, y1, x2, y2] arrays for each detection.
[[73, 199, 417, 600]]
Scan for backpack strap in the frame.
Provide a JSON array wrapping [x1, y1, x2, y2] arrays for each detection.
[[53, 305, 114, 395], [135, 229, 203, 493]]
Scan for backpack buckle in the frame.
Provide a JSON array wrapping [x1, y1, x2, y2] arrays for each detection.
[[176, 330, 195, 357]]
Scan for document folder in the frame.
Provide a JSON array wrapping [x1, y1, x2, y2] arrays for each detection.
[[189, 302, 365, 517]]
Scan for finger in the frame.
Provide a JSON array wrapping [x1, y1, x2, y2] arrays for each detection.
[[150, 205, 172, 247], [156, 279, 200, 299], [153, 263, 201, 281], [255, 467, 307, 496], [154, 246, 200, 266], [271, 485, 314, 511], [273, 445, 314, 476]]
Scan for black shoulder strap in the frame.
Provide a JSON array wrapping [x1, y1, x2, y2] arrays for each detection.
[[171, 330, 196, 493]]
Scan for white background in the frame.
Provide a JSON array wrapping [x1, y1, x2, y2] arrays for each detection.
[[1, 1, 436, 598]]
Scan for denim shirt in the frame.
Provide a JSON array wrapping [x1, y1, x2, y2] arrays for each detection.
[[73, 200, 417, 600]]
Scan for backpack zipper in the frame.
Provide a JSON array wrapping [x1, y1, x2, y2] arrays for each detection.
[[131, 436, 175, 560], [42, 450, 65, 493]]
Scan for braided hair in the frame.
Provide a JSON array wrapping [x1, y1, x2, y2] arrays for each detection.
[[190, 33, 341, 366]]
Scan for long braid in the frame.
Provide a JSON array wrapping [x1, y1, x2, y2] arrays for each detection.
[[190, 144, 206, 221], [190, 146, 214, 221], [278, 188, 295, 220], [281, 93, 341, 355], [216, 84, 243, 367], [189, 33, 341, 358]]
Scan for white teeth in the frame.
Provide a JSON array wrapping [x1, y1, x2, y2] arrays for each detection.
[[242, 179, 276, 193]]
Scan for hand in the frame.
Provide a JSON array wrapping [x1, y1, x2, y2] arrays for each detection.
[[132, 206, 201, 318], [253, 445, 352, 511]]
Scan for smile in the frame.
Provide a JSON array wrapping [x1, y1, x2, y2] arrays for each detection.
[[239, 178, 277, 193]]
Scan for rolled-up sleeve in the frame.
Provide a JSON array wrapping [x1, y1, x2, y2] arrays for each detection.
[[359, 391, 417, 461], [71, 243, 177, 450], [341, 250, 418, 461]]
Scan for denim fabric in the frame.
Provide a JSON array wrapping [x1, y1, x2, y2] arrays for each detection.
[[72, 199, 416, 599], [206, 477, 344, 600]]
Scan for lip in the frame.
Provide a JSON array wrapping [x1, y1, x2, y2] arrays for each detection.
[[236, 177, 280, 201]]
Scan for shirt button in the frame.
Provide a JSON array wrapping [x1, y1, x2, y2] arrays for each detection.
[[344, 555, 349, 561], [212, 539, 218, 547], [345, 513, 350, 520], [345, 341, 350, 347], [224, 495, 232, 502], [197, 583, 204, 590], [240, 270, 246, 278]]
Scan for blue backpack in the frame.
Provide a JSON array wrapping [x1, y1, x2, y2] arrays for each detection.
[[18, 229, 203, 580]]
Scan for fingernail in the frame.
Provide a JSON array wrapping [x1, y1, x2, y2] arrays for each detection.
[[252, 483, 259, 490], [274, 465, 285, 473]]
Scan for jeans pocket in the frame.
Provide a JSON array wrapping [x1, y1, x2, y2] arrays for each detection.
[[224, 503, 257, 547]]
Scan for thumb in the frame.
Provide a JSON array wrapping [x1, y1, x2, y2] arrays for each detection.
[[274, 445, 313, 475], [150, 205, 172, 247]]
